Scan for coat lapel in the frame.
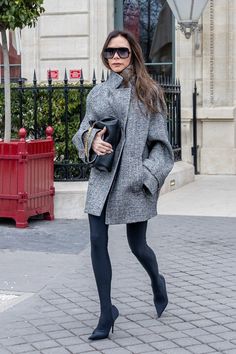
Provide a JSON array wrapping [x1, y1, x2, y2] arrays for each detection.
[[105, 72, 132, 130]]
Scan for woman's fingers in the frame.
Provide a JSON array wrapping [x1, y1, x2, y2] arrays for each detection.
[[95, 143, 113, 155], [100, 140, 113, 149], [92, 128, 113, 155], [92, 142, 112, 154], [96, 127, 106, 137], [94, 139, 112, 150], [97, 151, 108, 156]]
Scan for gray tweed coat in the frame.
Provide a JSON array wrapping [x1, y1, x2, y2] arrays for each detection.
[[72, 71, 174, 224]]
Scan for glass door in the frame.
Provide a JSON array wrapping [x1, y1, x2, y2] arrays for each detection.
[[114, 0, 175, 80]]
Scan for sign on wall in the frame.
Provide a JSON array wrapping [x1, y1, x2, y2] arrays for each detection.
[[70, 70, 81, 79], [46, 69, 82, 80], [47, 70, 59, 80]]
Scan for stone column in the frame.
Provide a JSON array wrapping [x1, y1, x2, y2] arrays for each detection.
[[89, 0, 114, 81], [21, 25, 40, 82]]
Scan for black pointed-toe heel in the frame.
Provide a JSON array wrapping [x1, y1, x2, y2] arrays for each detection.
[[88, 305, 119, 340], [153, 274, 168, 318]]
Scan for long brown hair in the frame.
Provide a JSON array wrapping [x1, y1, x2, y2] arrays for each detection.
[[101, 30, 166, 114]]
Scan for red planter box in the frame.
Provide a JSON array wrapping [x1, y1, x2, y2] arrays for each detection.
[[0, 127, 55, 228]]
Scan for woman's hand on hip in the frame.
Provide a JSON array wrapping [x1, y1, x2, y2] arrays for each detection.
[[92, 127, 113, 155]]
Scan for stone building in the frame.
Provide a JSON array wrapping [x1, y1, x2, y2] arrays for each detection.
[[178, 0, 236, 175], [1, 0, 235, 175]]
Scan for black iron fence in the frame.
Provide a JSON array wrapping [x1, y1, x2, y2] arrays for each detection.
[[192, 82, 199, 174], [162, 77, 181, 162], [0, 70, 181, 181]]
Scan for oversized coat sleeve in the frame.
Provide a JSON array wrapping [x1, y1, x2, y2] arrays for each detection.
[[72, 88, 101, 163], [142, 112, 174, 195]]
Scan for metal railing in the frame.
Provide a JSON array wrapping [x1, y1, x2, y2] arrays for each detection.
[[161, 77, 181, 162], [192, 82, 199, 174], [0, 70, 181, 181]]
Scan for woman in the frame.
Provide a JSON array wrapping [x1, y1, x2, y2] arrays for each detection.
[[72, 30, 174, 340]]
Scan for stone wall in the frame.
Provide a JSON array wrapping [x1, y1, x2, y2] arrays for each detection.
[[177, 0, 236, 174], [21, 0, 114, 82]]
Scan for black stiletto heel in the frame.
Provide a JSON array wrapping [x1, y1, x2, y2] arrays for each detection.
[[88, 305, 119, 340], [153, 274, 168, 318]]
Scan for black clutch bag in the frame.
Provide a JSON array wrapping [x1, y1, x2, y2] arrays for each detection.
[[86, 117, 121, 172]]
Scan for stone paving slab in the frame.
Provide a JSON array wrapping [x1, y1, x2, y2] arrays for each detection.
[[0, 291, 34, 313], [0, 215, 235, 354]]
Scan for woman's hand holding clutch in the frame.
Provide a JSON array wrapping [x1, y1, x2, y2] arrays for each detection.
[[92, 127, 113, 156]]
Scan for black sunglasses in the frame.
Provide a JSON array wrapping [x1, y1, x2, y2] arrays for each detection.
[[103, 47, 131, 59]]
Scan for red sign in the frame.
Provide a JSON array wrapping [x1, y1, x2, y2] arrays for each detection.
[[47, 70, 59, 80], [70, 70, 81, 79]]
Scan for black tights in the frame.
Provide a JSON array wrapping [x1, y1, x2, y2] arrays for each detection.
[[88, 208, 161, 322]]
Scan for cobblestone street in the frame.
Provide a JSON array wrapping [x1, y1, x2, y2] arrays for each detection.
[[0, 211, 236, 354]]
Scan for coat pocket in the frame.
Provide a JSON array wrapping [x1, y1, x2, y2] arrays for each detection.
[[142, 165, 159, 196], [129, 163, 144, 193]]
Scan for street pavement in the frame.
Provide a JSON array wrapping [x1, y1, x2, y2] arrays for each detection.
[[0, 175, 236, 354]]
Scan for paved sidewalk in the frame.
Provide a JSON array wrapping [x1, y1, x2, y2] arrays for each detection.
[[0, 176, 236, 354], [158, 175, 236, 217]]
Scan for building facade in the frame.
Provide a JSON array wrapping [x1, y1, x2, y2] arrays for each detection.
[[178, 0, 236, 175], [4, 0, 236, 175], [20, 0, 114, 82]]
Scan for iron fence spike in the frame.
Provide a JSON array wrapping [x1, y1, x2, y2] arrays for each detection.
[[48, 68, 52, 85], [80, 68, 84, 84], [64, 69, 68, 84], [101, 69, 105, 82], [92, 69, 96, 85], [64, 69, 68, 79], [33, 70, 37, 85]]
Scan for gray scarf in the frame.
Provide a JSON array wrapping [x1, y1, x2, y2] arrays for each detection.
[[119, 65, 135, 88]]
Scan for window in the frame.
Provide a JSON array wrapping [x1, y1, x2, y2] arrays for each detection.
[[115, 0, 174, 79], [0, 31, 21, 83]]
